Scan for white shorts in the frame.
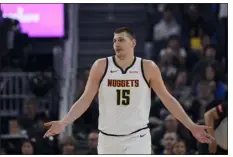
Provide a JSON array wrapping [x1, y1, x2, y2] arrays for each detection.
[[97, 128, 151, 154]]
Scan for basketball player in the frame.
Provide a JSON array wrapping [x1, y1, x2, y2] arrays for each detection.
[[43, 27, 215, 154]]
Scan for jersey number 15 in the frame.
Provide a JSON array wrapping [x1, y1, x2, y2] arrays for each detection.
[[116, 89, 130, 106]]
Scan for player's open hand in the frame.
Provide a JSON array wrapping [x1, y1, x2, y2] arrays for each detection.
[[190, 124, 215, 144], [43, 121, 66, 138]]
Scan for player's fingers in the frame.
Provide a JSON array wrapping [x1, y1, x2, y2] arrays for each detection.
[[44, 121, 53, 126], [198, 137, 209, 143], [202, 137, 212, 144], [44, 132, 54, 138], [43, 131, 50, 138], [44, 129, 54, 138], [205, 133, 215, 141], [47, 132, 57, 137], [199, 139, 204, 143], [43, 132, 48, 138], [202, 125, 212, 129]]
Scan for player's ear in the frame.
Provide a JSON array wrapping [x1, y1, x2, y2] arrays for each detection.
[[132, 39, 136, 48]]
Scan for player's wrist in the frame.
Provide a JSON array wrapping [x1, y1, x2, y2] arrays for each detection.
[[186, 121, 196, 131], [59, 120, 69, 126]]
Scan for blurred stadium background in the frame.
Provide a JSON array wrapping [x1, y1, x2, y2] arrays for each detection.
[[0, 3, 227, 155]]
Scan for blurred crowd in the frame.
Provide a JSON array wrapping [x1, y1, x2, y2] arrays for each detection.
[[0, 3, 228, 155], [146, 3, 227, 154]]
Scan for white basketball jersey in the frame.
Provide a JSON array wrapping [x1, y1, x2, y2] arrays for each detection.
[[98, 56, 151, 135]]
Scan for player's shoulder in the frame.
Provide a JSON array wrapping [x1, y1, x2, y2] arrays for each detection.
[[95, 57, 107, 64], [141, 59, 158, 69], [89, 58, 108, 78], [93, 57, 108, 69]]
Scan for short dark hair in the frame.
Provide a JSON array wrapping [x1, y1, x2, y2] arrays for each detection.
[[114, 27, 136, 39]]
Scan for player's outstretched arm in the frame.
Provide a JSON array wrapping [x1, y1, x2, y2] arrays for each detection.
[[143, 60, 214, 144], [43, 58, 106, 138], [60, 58, 106, 124]]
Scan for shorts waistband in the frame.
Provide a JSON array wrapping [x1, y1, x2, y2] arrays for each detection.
[[99, 126, 149, 137]]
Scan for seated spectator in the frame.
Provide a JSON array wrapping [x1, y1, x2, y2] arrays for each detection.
[[192, 45, 224, 88], [20, 139, 35, 155], [205, 46, 218, 62], [188, 80, 218, 122], [173, 70, 192, 109], [160, 132, 178, 155], [151, 114, 191, 154], [159, 35, 187, 67], [204, 65, 226, 100], [27, 113, 56, 155], [8, 119, 21, 135], [158, 36, 188, 81], [172, 139, 189, 155], [198, 34, 212, 55], [18, 98, 46, 131], [184, 4, 215, 55], [193, 45, 216, 71], [153, 5, 180, 41], [184, 4, 208, 38], [185, 34, 212, 71], [87, 130, 98, 155], [159, 57, 177, 80], [60, 136, 77, 155]]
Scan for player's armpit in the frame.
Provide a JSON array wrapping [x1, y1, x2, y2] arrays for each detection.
[[61, 58, 107, 125]]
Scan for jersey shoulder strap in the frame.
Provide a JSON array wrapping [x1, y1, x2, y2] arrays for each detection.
[[140, 58, 150, 88]]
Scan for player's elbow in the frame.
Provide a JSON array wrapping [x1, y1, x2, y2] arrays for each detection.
[[79, 88, 97, 105], [204, 111, 212, 122], [204, 108, 219, 121]]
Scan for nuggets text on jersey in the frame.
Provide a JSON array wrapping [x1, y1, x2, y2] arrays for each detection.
[[107, 79, 139, 87]]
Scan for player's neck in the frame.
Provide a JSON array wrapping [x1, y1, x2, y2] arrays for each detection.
[[114, 55, 135, 70]]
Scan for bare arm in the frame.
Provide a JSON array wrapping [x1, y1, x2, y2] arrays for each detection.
[[143, 60, 195, 130], [204, 108, 219, 138], [61, 58, 106, 125]]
